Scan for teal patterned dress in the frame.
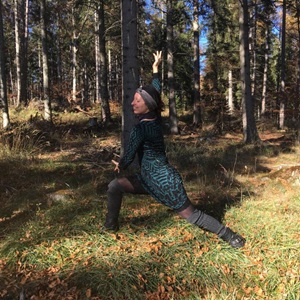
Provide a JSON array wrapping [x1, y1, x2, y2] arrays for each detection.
[[118, 116, 190, 210]]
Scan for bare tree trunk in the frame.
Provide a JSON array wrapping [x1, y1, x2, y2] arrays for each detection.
[[296, 3, 300, 144], [192, 0, 202, 127], [261, 27, 269, 117], [71, 8, 78, 104], [40, 0, 52, 122], [23, 0, 28, 104], [121, 0, 139, 158], [94, 10, 100, 104], [166, 0, 179, 134], [249, 0, 257, 102], [55, 11, 63, 104], [239, 0, 260, 144], [95, 9, 100, 104], [228, 69, 234, 114], [97, 0, 111, 124], [83, 62, 89, 104], [0, 0, 10, 128], [38, 40, 42, 101], [14, 0, 27, 107], [8, 54, 15, 99], [279, 0, 286, 129], [116, 54, 121, 102], [296, 5, 300, 114], [108, 47, 114, 100], [14, 0, 21, 106]]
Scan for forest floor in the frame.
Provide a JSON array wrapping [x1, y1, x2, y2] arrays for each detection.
[[0, 107, 299, 299]]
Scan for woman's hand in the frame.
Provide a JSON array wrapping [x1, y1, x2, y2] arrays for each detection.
[[111, 159, 120, 173], [152, 51, 162, 73]]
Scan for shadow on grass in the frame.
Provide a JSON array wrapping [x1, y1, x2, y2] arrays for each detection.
[[0, 157, 100, 238], [0, 117, 298, 299], [1, 117, 296, 239]]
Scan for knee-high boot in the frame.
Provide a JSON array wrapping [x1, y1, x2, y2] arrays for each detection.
[[186, 209, 246, 248], [104, 178, 124, 231]]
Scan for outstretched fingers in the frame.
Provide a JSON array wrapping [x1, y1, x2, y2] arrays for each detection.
[[153, 50, 162, 65], [152, 50, 162, 72]]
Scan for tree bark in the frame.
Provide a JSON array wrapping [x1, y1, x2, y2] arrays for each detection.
[[95, 9, 101, 103], [40, 0, 52, 122], [249, 0, 257, 102], [71, 7, 78, 104], [23, 0, 28, 104], [97, 0, 111, 124], [261, 27, 269, 117], [192, 0, 202, 127], [14, 0, 28, 107], [296, 2, 300, 144], [121, 0, 139, 159], [228, 69, 234, 114], [239, 0, 260, 144], [55, 11, 63, 104], [0, 0, 10, 128], [279, 0, 286, 129], [167, 0, 179, 134]]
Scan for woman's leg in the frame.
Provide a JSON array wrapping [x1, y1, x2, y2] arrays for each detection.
[[177, 203, 246, 248], [104, 176, 147, 231]]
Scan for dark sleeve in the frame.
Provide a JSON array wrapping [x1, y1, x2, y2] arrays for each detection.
[[152, 73, 161, 93], [118, 125, 144, 170]]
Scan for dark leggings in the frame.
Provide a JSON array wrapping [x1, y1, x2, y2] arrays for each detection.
[[106, 176, 227, 236]]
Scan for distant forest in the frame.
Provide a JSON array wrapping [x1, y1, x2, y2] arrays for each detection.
[[1, 0, 300, 143]]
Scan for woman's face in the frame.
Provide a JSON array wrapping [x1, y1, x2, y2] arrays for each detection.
[[131, 93, 149, 115]]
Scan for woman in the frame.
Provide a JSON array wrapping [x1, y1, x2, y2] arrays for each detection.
[[104, 51, 246, 249]]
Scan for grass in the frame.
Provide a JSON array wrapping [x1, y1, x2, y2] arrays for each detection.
[[0, 108, 300, 299]]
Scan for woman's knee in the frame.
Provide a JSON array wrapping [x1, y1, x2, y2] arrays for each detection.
[[176, 201, 195, 219], [107, 178, 125, 194]]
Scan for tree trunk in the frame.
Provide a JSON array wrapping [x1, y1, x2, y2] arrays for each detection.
[[14, 0, 21, 106], [38, 40, 42, 101], [98, 0, 111, 124], [55, 11, 63, 104], [296, 10, 300, 116], [95, 10, 101, 104], [23, 0, 28, 104], [0, 0, 10, 128], [40, 0, 52, 122], [83, 62, 89, 104], [228, 69, 234, 114], [239, 0, 260, 144], [192, 0, 202, 128], [71, 9, 78, 104], [261, 27, 269, 117], [166, 0, 179, 134], [108, 48, 114, 101], [121, 0, 139, 159], [249, 0, 257, 103], [279, 0, 286, 129], [14, 0, 28, 107], [296, 3, 300, 144]]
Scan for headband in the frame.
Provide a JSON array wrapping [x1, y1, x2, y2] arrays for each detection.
[[136, 87, 158, 111]]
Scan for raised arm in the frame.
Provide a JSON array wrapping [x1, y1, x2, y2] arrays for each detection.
[[151, 51, 162, 93], [152, 51, 162, 74]]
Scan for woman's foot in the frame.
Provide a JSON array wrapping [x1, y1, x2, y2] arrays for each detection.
[[219, 227, 246, 248], [102, 217, 119, 232]]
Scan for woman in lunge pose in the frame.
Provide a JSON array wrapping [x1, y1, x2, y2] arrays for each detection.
[[103, 51, 246, 248]]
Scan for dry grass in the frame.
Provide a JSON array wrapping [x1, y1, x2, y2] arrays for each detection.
[[0, 107, 299, 299]]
